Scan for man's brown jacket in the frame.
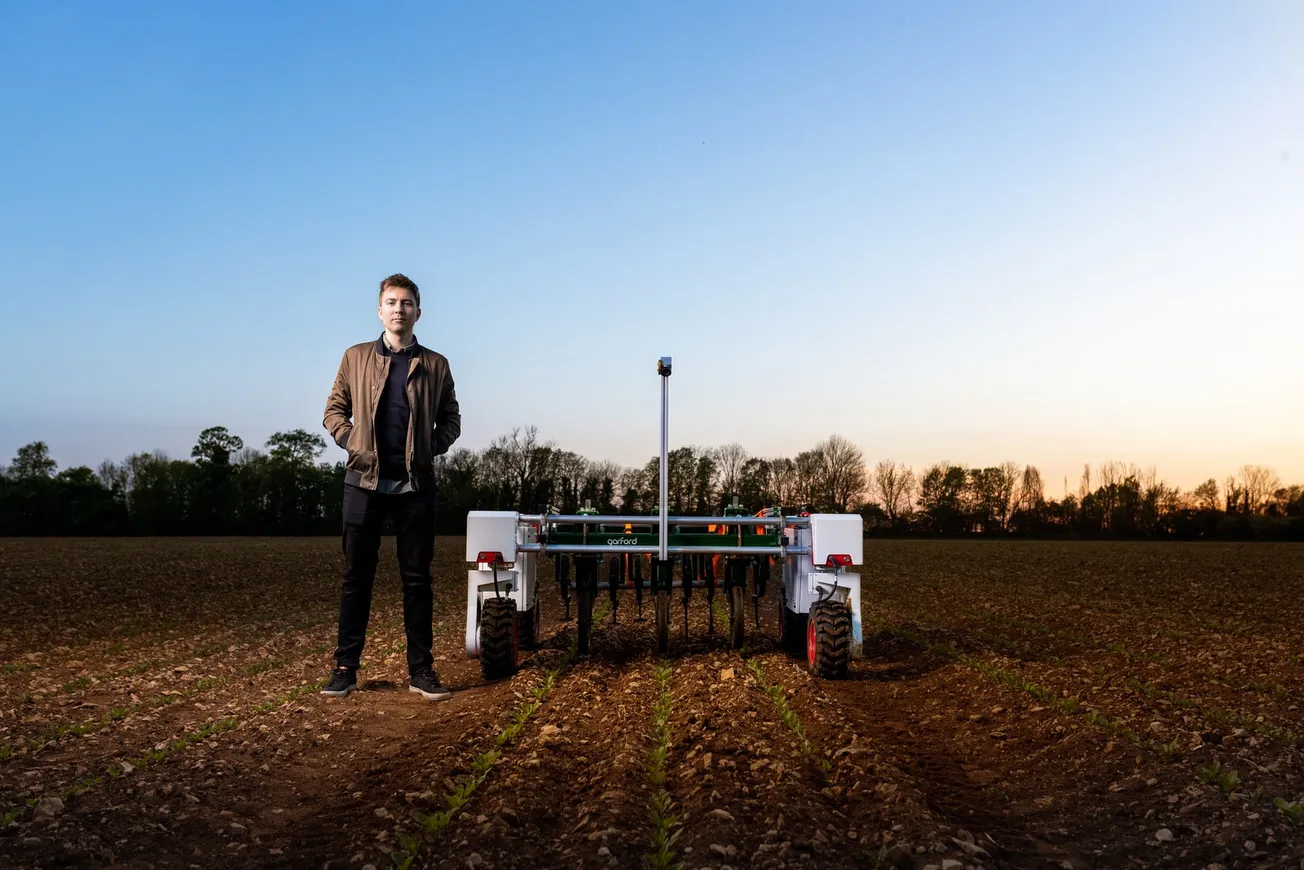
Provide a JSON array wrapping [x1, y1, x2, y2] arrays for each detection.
[[323, 335, 461, 491]]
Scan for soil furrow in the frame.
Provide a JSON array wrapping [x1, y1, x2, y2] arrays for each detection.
[[435, 623, 658, 869], [873, 603, 1304, 751], [857, 613, 1303, 867]]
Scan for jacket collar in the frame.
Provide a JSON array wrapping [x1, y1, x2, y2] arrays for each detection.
[[375, 333, 419, 356]]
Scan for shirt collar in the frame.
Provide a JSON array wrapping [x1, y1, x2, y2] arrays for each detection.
[[382, 333, 417, 354]]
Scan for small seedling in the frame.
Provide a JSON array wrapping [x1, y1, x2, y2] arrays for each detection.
[[1197, 759, 1240, 793], [1, 662, 40, 675], [1275, 797, 1304, 828]]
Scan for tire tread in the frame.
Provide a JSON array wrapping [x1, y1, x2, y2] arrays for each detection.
[[481, 597, 517, 680], [809, 599, 850, 678]]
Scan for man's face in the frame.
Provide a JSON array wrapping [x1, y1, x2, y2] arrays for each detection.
[[378, 286, 420, 335]]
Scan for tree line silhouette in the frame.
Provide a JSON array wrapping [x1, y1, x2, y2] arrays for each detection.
[[1, 425, 1301, 540]]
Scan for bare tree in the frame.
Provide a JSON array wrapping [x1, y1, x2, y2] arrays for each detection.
[[232, 446, 264, 466], [1237, 465, 1282, 515], [813, 435, 866, 513], [1139, 465, 1158, 494], [616, 465, 652, 512], [1191, 478, 1220, 512], [1099, 460, 1123, 490], [1094, 460, 1129, 531], [483, 425, 557, 510], [552, 450, 589, 512], [1016, 464, 1045, 513], [1224, 475, 1245, 513], [97, 459, 129, 493], [769, 457, 798, 508], [873, 460, 915, 524], [714, 443, 748, 501], [793, 450, 821, 510], [996, 460, 1019, 529]]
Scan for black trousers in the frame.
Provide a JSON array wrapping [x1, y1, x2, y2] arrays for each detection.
[[334, 481, 436, 675]]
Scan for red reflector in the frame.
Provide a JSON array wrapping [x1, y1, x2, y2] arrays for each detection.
[[825, 553, 852, 567], [477, 551, 504, 564]]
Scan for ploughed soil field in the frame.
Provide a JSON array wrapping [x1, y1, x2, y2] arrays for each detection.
[[2, 538, 1303, 870]]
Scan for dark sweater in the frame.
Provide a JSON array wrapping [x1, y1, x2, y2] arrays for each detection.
[[377, 342, 414, 480]]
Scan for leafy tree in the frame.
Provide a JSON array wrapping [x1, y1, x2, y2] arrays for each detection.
[[11, 442, 57, 479], [266, 429, 326, 466], [918, 463, 968, 534], [192, 426, 244, 467], [736, 457, 772, 512]]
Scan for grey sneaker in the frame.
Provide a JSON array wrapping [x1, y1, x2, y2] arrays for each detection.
[[321, 667, 357, 697], [409, 669, 452, 701]]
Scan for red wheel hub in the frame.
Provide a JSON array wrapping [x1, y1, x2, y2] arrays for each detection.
[[807, 616, 817, 666]]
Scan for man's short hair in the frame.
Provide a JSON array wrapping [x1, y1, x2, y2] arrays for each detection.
[[379, 273, 420, 307]]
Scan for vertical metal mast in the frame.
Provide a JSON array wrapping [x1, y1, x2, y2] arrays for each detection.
[[657, 356, 671, 561]]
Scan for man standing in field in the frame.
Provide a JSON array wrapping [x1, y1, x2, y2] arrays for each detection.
[[320, 273, 461, 701]]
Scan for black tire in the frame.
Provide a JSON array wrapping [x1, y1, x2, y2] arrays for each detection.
[[654, 590, 670, 653], [728, 585, 746, 650], [777, 595, 808, 657], [518, 602, 541, 649], [807, 599, 851, 679], [577, 578, 593, 655], [480, 597, 518, 680]]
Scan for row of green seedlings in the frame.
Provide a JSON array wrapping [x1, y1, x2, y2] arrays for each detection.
[[1, 676, 327, 828], [1125, 677, 1300, 748], [980, 601, 1301, 690], [867, 617, 1180, 759], [44, 605, 350, 696], [1000, 608, 1302, 704], [710, 596, 733, 641], [2, 603, 356, 705], [0, 604, 336, 686], [954, 605, 1304, 749], [709, 592, 832, 777], [872, 616, 1304, 827], [2, 610, 415, 759], [1012, 585, 1265, 645], [1, 625, 413, 816], [389, 606, 607, 870], [645, 660, 683, 870], [743, 658, 830, 776], [56, 643, 229, 694], [897, 606, 1302, 750], [1, 641, 336, 762]]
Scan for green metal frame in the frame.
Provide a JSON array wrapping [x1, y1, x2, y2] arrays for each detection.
[[545, 529, 781, 548]]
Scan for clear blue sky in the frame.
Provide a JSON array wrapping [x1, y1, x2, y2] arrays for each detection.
[[1, 0, 1301, 494]]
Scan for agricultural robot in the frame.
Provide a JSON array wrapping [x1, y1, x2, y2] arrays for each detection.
[[463, 357, 863, 680]]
